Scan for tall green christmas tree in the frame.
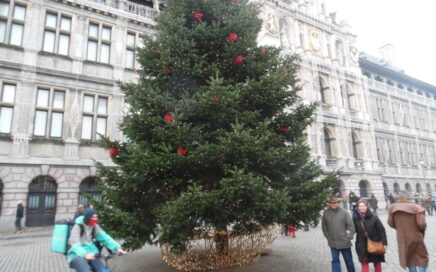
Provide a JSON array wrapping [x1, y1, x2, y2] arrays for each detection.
[[96, 0, 336, 253]]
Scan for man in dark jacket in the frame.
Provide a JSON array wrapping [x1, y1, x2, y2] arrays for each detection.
[[15, 200, 24, 234], [322, 195, 356, 272]]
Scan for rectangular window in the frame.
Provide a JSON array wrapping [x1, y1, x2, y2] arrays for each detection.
[[42, 30, 55, 52], [13, 5, 25, 20], [81, 115, 93, 140], [0, 2, 9, 17], [86, 22, 112, 63], [34, 110, 47, 136], [0, 2, 26, 46], [33, 87, 65, 137], [50, 112, 63, 137], [42, 12, 71, 56], [0, 20, 6, 43], [10, 23, 23, 46], [125, 32, 139, 69], [81, 94, 109, 140], [0, 83, 16, 133]]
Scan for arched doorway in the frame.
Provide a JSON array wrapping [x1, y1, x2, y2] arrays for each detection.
[[26, 176, 57, 227], [416, 183, 422, 194], [393, 183, 400, 194], [359, 180, 370, 198], [426, 183, 431, 194], [79, 177, 101, 207], [405, 183, 412, 193]]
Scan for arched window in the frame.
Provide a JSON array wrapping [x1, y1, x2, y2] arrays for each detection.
[[394, 182, 400, 194], [359, 180, 370, 198], [416, 183, 422, 194], [347, 84, 355, 110], [335, 40, 346, 66], [383, 182, 389, 197], [27, 176, 57, 227], [426, 183, 431, 193], [351, 132, 359, 159], [334, 179, 345, 196], [319, 74, 329, 104], [79, 177, 102, 207], [323, 127, 332, 157], [405, 183, 412, 192]]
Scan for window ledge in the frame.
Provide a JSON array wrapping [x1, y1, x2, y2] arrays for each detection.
[[83, 60, 113, 68], [30, 137, 64, 145], [38, 51, 73, 61], [79, 140, 102, 147], [0, 134, 12, 141], [0, 43, 24, 51], [125, 68, 138, 72]]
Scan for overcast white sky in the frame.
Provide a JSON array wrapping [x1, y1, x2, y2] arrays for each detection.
[[326, 0, 436, 86]]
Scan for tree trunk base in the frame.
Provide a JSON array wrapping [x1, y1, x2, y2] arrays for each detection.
[[160, 226, 279, 271]]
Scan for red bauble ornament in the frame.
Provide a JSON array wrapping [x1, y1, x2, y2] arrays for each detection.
[[163, 66, 172, 74], [194, 12, 204, 21], [259, 49, 266, 55], [234, 55, 243, 63], [108, 147, 119, 156], [212, 95, 218, 103], [177, 148, 188, 155], [228, 33, 238, 42], [279, 127, 289, 132], [164, 114, 174, 122], [231, 0, 238, 2]]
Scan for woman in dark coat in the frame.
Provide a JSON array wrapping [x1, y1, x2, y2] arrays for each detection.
[[353, 199, 388, 272]]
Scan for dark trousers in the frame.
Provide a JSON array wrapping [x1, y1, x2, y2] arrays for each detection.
[[15, 217, 22, 231], [330, 247, 356, 272], [70, 257, 105, 272]]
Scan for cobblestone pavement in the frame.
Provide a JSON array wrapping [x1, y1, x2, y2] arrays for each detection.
[[1, 214, 435, 272]]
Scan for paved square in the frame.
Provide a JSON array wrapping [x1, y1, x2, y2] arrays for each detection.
[[1, 214, 435, 271]]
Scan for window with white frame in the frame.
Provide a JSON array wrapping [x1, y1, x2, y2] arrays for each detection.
[[42, 11, 71, 55], [81, 94, 108, 140], [33, 88, 65, 137], [125, 31, 143, 69], [86, 22, 111, 64], [0, 82, 15, 133], [0, 1, 26, 46]]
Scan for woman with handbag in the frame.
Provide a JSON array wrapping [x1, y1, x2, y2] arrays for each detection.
[[353, 199, 388, 272]]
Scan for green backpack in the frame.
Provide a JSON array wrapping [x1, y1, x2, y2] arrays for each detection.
[[51, 219, 98, 255]]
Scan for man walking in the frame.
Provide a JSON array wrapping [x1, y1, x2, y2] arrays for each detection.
[[388, 190, 428, 272], [15, 200, 24, 234], [322, 195, 356, 272]]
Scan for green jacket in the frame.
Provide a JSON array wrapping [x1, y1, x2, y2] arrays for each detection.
[[321, 206, 355, 249], [67, 216, 121, 262]]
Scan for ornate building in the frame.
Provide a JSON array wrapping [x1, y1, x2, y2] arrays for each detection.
[[259, 0, 436, 206], [0, 0, 435, 231], [0, 0, 160, 231]]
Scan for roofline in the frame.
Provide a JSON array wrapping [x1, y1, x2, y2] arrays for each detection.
[[359, 57, 436, 94]]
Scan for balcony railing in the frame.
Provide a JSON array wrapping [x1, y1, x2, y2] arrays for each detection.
[[326, 158, 337, 169], [87, 0, 156, 19]]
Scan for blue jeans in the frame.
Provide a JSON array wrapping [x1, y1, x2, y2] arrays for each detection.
[[15, 217, 22, 231], [408, 267, 427, 272], [70, 257, 105, 272], [330, 247, 356, 272]]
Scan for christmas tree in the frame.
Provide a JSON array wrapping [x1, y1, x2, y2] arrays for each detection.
[[96, 0, 336, 254]]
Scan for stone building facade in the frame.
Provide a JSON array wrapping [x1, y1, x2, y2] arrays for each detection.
[[0, 0, 160, 231], [0, 0, 435, 231]]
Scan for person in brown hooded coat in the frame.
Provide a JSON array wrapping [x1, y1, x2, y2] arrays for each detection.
[[388, 190, 428, 272]]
